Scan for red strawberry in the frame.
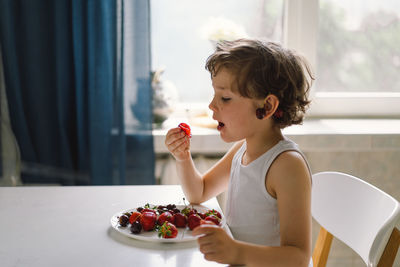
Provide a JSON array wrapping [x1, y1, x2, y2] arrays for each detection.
[[178, 123, 192, 138], [182, 206, 197, 217], [158, 222, 178, 239], [198, 212, 206, 219], [188, 209, 197, 217], [188, 214, 202, 230], [140, 211, 157, 231], [129, 211, 142, 224], [205, 215, 221, 226], [141, 208, 157, 215], [157, 211, 175, 225], [172, 213, 187, 228], [205, 209, 222, 219]]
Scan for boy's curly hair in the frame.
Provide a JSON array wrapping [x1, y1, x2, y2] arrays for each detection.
[[205, 38, 314, 128]]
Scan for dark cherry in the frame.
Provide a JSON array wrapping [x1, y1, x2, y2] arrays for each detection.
[[119, 215, 129, 227], [130, 221, 142, 234], [158, 207, 169, 214], [166, 204, 176, 210], [256, 108, 266, 119], [173, 208, 180, 214]]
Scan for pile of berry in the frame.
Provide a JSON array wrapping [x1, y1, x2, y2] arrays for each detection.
[[118, 203, 222, 239]]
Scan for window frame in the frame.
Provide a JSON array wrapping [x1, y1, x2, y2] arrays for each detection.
[[285, 0, 400, 118]]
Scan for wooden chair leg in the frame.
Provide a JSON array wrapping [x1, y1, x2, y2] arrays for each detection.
[[378, 227, 400, 267], [312, 226, 333, 267]]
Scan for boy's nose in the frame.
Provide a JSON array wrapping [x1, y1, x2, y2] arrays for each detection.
[[208, 100, 216, 112]]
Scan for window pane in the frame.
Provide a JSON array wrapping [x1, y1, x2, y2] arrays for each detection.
[[317, 0, 400, 92], [151, 0, 284, 103]]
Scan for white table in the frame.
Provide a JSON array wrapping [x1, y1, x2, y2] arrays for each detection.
[[0, 185, 228, 267]]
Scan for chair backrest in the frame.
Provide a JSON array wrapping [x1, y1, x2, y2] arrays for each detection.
[[312, 171, 400, 266]]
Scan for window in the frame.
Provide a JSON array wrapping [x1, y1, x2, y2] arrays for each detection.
[[151, 0, 400, 118], [286, 0, 400, 117], [318, 0, 400, 117]]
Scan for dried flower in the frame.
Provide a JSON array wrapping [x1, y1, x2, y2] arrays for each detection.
[[200, 17, 248, 43]]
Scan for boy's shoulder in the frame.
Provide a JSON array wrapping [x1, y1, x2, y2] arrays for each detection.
[[272, 150, 309, 176], [267, 150, 311, 192], [275, 149, 306, 165]]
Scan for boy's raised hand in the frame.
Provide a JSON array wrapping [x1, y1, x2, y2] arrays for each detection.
[[165, 127, 191, 161]]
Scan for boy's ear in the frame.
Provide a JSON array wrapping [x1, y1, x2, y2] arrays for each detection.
[[265, 94, 279, 114], [256, 94, 279, 120]]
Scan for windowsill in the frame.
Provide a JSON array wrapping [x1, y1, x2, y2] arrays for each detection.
[[153, 118, 400, 154]]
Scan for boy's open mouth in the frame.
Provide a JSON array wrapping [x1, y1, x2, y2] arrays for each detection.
[[217, 121, 225, 131]]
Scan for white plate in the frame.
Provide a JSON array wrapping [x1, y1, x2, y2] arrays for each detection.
[[110, 204, 224, 243]]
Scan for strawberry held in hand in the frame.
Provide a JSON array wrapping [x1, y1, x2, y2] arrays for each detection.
[[178, 122, 192, 138], [158, 222, 178, 238]]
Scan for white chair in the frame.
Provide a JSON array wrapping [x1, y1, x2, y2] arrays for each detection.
[[311, 171, 400, 267]]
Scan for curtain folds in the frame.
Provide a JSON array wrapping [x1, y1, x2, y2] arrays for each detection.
[[0, 45, 22, 186], [71, 0, 116, 184], [0, 0, 154, 185]]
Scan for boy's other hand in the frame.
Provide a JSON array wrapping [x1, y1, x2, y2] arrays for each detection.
[[193, 225, 243, 265]]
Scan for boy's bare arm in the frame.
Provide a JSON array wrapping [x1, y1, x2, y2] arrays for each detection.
[[196, 140, 244, 203], [175, 139, 244, 204], [165, 125, 244, 204]]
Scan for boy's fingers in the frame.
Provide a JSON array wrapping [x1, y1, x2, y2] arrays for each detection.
[[192, 225, 219, 236], [171, 137, 188, 152], [167, 127, 181, 133], [199, 243, 215, 254], [169, 127, 184, 136], [165, 131, 186, 145], [166, 134, 187, 149]]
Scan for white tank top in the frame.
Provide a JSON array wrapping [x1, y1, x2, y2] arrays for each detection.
[[225, 138, 312, 247]]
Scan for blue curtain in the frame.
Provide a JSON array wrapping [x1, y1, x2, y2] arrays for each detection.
[[0, 0, 155, 185]]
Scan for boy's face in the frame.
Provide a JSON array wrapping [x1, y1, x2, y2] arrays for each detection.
[[209, 67, 262, 143]]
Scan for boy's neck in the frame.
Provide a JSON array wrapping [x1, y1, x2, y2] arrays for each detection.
[[243, 127, 284, 165]]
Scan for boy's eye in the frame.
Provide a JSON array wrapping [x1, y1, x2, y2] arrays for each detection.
[[221, 97, 231, 102]]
